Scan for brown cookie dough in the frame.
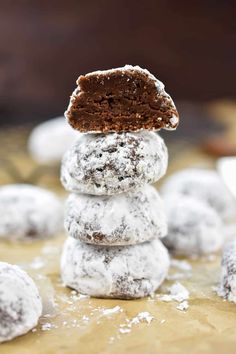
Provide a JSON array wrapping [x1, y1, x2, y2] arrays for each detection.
[[65, 65, 179, 133]]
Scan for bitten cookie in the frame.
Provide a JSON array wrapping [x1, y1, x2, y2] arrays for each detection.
[[0, 184, 63, 241], [61, 131, 168, 195], [28, 117, 80, 164], [218, 239, 236, 303], [162, 195, 223, 257], [61, 237, 170, 299], [65, 65, 179, 133], [0, 262, 42, 343], [64, 185, 167, 245], [161, 168, 236, 220]]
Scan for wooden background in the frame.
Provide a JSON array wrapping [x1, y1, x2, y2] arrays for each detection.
[[0, 0, 235, 125]]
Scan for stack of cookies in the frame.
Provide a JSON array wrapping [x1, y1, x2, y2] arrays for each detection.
[[60, 65, 179, 299]]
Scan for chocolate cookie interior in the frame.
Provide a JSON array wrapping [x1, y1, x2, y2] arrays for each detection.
[[65, 65, 179, 133]]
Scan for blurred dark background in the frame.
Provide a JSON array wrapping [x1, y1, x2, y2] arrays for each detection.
[[0, 0, 235, 126]]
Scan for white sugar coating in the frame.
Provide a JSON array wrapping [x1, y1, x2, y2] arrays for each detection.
[[162, 195, 224, 257], [161, 168, 236, 220], [218, 238, 236, 303], [64, 184, 167, 245], [66, 65, 178, 132], [0, 184, 63, 241], [0, 262, 42, 343], [61, 131, 168, 196], [61, 237, 170, 299], [28, 117, 80, 164]]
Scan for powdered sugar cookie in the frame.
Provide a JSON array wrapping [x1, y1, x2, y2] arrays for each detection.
[[65, 184, 167, 245], [0, 262, 42, 343], [61, 237, 170, 299], [28, 117, 80, 164], [61, 131, 168, 195], [0, 184, 63, 241], [161, 168, 236, 220], [163, 195, 223, 256], [218, 238, 236, 302]]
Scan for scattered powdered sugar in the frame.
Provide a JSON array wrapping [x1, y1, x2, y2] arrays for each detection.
[[118, 311, 154, 334], [176, 301, 189, 311], [102, 306, 123, 316], [41, 322, 57, 331], [158, 282, 189, 303], [157, 282, 190, 311], [131, 312, 154, 325]]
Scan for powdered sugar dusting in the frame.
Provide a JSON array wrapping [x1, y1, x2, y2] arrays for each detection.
[[0, 262, 42, 343], [163, 195, 223, 256], [157, 282, 190, 311], [118, 311, 154, 334], [176, 301, 189, 311], [102, 306, 123, 316], [61, 131, 168, 196], [61, 237, 170, 298], [65, 185, 167, 245], [218, 238, 236, 303], [158, 282, 189, 303]]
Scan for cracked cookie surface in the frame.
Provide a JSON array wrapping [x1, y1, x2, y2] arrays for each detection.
[[61, 131, 168, 195], [61, 237, 170, 299]]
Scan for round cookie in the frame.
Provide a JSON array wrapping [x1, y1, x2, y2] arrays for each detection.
[[162, 195, 223, 257], [61, 131, 168, 195], [0, 184, 63, 241], [61, 237, 170, 299], [28, 117, 80, 164], [65, 185, 167, 245], [161, 168, 236, 220], [0, 262, 42, 343], [218, 239, 236, 303]]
